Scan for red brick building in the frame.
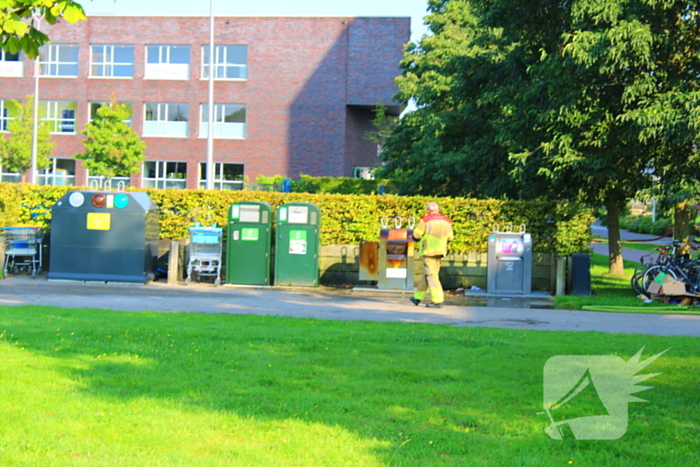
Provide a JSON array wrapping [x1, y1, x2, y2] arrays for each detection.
[[0, 15, 409, 188]]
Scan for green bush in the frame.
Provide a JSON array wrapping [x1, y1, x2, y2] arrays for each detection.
[[651, 218, 672, 236], [257, 174, 396, 195], [0, 183, 594, 255], [637, 215, 654, 234], [625, 215, 645, 233]]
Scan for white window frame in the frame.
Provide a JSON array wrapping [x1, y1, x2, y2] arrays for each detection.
[[199, 104, 246, 139], [198, 162, 244, 190], [0, 163, 21, 183], [39, 44, 79, 77], [38, 158, 76, 186], [40, 100, 77, 134], [0, 49, 22, 78], [201, 45, 247, 80], [144, 45, 190, 80], [89, 101, 133, 126], [89, 44, 134, 78], [142, 161, 187, 189], [0, 99, 18, 132], [143, 102, 189, 138]]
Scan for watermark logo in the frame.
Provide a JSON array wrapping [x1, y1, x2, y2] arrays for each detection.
[[542, 347, 668, 440]]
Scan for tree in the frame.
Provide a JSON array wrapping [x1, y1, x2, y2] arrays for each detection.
[[0, 94, 53, 181], [380, 0, 700, 274], [75, 97, 146, 179], [1, 0, 86, 58], [364, 103, 398, 150]]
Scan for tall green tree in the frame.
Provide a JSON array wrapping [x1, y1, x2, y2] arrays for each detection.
[[381, 0, 700, 274], [0, 94, 53, 181], [75, 97, 146, 179], [0, 0, 86, 58]]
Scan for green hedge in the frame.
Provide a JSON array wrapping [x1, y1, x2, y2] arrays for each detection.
[[1, 183, 594, 254], [620, 214, 672, 236], [256, 174, 397, 195]]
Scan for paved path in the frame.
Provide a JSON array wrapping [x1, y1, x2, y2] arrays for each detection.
[[1, 275, 699, 338]]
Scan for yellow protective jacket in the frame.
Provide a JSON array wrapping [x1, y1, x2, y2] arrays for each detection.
[[412, 213, 454, 257]]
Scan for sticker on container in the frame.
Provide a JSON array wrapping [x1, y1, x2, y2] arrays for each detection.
[[114, 194, 129, 209], [106, 194, 114, 208], [87, 212, 111, 230], [231, 205, 240, 219], [289, 230, 307, 255], [386, 268, 407, 279], [288, 206, 309, 224], [242, 228, 259, 241], [279, 207, 288, 222], [68, 192, 84, 208], [239, 205, 261, 223]]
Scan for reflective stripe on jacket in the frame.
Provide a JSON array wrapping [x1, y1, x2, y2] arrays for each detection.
[[413, 213, 454, 257]]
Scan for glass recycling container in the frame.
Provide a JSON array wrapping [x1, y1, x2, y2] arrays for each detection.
[[225, 201, 273, 286], [377, 218, 415, 291], [486, 224, 533, 294], [48, 190, 159, 283], [274, 202, 320, 286]]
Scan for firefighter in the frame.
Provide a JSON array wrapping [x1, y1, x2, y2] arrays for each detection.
[[410, 201, 454, 308]]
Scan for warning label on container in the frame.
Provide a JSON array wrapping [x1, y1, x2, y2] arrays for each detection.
[[289, 230, 307, 255]]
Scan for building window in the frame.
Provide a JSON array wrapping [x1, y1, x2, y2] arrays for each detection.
[[199, 163, 244, 190], [38, 158, 76, 186], [202, 45, 247, 80], [0, 50, 19, 62], [0, 163, 21, 183], [90, 44, 134, 78], [40, 101, 77, 134], [142, 161, 187, 189], [0, 100, 20, 132], [144, 103, 188, 137], [199, 104, 245, 139], [353, 167, 376, 180], [0, 49, 22, 78], [144, 45, 190, 80], [39, 44, 79, 77], [89, 101, 133, 126]]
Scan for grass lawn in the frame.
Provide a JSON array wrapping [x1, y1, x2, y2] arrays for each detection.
[[1, 306, 698, 466]]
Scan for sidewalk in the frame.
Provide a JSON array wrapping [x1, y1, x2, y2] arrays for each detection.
[[1, 274, 699, 338]]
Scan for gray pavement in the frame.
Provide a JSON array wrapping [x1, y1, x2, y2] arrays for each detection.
[[1, 274, 699, 338]]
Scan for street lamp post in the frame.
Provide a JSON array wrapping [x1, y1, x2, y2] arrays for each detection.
[[30, 14, 42, 185], [205, 0, 215, 190]]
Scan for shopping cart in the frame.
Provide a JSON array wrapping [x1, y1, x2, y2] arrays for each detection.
[[185, 224, 223, 286], [3, 227, 44, 278]]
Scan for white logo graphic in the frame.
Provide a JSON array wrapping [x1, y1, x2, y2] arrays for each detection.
[[542, 347, 668, 440]]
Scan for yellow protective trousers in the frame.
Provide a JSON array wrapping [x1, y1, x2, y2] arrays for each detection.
[[413, 256, 444, 304]]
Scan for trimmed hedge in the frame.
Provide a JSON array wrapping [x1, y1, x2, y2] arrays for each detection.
[[256, 174, 397, 195], [1, 183, 594, 254]]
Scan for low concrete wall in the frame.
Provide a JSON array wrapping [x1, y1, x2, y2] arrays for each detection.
[[320, 245, 558, 292], [153, 241, 560, 292]]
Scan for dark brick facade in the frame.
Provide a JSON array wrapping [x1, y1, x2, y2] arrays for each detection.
[[0, 16, 409, 187]]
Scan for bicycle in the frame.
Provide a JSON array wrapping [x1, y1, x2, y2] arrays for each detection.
[[641, 244, 700, 297], [631, 246, 669, 296]]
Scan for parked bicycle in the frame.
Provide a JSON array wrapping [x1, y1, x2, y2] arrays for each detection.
[[635, 241, 700, 297]]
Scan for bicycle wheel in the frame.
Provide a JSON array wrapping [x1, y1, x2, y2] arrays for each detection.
[[641, 265, 678, 296], [631, 265, 649, 295]]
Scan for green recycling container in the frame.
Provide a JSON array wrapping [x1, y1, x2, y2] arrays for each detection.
[[274, 202, 320, 286], [225, 201, 272, 285]]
